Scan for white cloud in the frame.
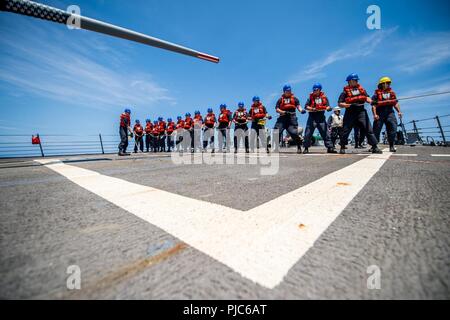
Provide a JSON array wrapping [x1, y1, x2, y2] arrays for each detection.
[[395, 32, 450, 74], [287, 27, 398, 84], [0, 19, 175, 111]]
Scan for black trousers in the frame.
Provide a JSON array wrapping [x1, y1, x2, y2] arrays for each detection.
[[330, 127, 343, 148], [274, 113, 302, 150], [250, 122, 267, 151], [134, 135, 144, 152], [340, 108, 378, 148], [203, 127, 215, 150], [159, 135, 166, 152], [151, 135, 159, 152], [167, 134, 173, 151], [145, 134, 151, 151], [234, 124, 249, 151], [353, 127, 366, 147], [118, 126, 128, 152], [176, 131, 184, 151], [218, 125, 230, 151], [373, 110, 398, 146], [303, 114, 333, 149]]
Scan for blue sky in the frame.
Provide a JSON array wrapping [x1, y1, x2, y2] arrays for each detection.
[[1, 0, 450, 135]]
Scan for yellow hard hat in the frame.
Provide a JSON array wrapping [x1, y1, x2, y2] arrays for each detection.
[[378, 76, 392, 85]]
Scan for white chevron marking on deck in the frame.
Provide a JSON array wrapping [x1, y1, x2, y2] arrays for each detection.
[[36, 150, 391, 289]]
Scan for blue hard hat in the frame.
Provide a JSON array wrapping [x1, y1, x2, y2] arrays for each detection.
[[220, 104, 227, 109], [238, 102, 244, 107], [158, 117, 163, 121], [207, 108, 213, 113], [252, 96, 260, 102], [153, 120, 158, 124], [146, 119, 151, 123], [195, 110, 200, 115], [135, 119, 140, 124], [312, 83, 322, 91], [186, 112, 191, 117], [167, 118, 172, 122], [283, 85, 292, 92], [177, 116, 182, 120], [346, 73, 360, 82], [124, 108, 131, 114]]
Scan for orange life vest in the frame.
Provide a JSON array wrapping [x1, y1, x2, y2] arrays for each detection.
[[250, 103, 266, 120], [344, 84, 367, 104], [279, 94, 298, 111], [375, 88, 398, 107], [167, 122, 175, 134], [145, 123, 153, 134], [193, 114, 203, 128], [218, 110, 231, 124], [157, 121, 166, 134], [120, 113, 131, 127], [204, 113, 216, 127], [151, 126, 159, 135], [234, 108, 248, 123], [133, 124, 144, 135], [176, 120, 185, 130], [184, 118, 193, 129], [309, 92, 329, 111]]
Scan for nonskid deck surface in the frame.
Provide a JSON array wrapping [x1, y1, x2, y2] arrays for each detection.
[[0, 146, 449, 299]]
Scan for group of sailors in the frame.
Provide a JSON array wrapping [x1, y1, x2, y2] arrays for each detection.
[[118, 74, 403, 156]]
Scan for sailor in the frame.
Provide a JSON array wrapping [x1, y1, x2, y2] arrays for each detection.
[[274, 85, 305, 154], [338, 73, 382, 154], [166, 118, 175, 152], [233, 102, 250, 153], [249, 96, 271, 153], [193, 110, 203, 152], [303, 83, 336, 154], [118, 108, 132, 156], [217, 104, 232, 152], [133, 120, 144, 153], [203, 108, 216, 153], [371, 76, 403, 152], [144, 119, 153, 152], [327, 107, 344, 149]]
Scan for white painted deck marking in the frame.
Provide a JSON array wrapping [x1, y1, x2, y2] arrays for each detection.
[[36, 149, 391, 289], [430, 154, 450, 157]]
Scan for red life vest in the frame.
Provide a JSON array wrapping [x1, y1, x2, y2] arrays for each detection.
[[120, 113, 131, 127], [184, 118, 193, 129], [145, 123, 153, 134], [176, 120, 185, 130], [134, 124, 144, 135], [250, 103, 266, 120], [344, 84, 368, 104], [375, 88, 398, 107], [193, 115, 203, 128], [158, 121, 166, 134], [279, 94, 298, 111], [151, 126, 159, 135], [167, 122, 175, 134], [204, 113, 216, 127], [234, 108, 248, 123], [218, 110, 231, 124], [309, 92, 329, 111]]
